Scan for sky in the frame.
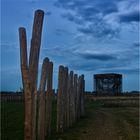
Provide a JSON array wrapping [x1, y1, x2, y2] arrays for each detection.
[[0, 0, 140, 92]]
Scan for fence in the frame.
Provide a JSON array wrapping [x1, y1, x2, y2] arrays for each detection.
[[56, 66, 85, 133], [19, 9, 85, 140], [0, 93, 23, 102]]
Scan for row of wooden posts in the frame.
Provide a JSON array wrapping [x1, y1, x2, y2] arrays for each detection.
[[57, 66, 85, 133], [19, 9, 85, 140]]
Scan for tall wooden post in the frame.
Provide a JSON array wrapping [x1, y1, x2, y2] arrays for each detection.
[[38, 58, 49, 140], [57, 65, 64, 132], [29, 10, 44, 140], [77, 76, 82, 120], [45, 61, 53, 136], [75, 74, 78, 121], [19, 27, 32, 140], [63, 67, 68, 129], [73, 74, 78, 123], [69, 71, 74, 127], [66, 69, 70, 128], [81, 75, 85, 117]]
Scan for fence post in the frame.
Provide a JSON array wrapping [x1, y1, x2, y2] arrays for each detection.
[[45, 61, 53, 136], [66, 69, 70, 128], [38, 58, 49, 140], [69, 71, 74, 127], [77, 75, 82, 119], [73, 74, 78, 123], [81, 75, 85, 117], [57, 65, 64, 132], [63, 67, 68, 129], [19, 27, 32, 140], [28, 10, 44, 140]]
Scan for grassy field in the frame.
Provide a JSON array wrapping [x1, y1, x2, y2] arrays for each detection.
[[1, 98, 139, 140], [1, 102, 24, 140]]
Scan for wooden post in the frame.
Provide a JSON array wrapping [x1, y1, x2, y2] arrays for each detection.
[[38, 58, 49, 140], [66, 69, 70, 128], [75, 74, 78, 121], [81, 75, 85, 117], [45, 61, 53, 136], [29, 10, 44, 87], [57, 65, 64, 133], [69, 71, 74, 127], [72, 72, 76, 125], [19, 27, 32, 140], [28, 10, 44, 140], [73, 74, 78, 123], [77, 76, 82, 120], [63, 67, 68, 129]]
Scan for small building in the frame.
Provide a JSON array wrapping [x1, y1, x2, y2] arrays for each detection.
[[94, 73, 122, 96]]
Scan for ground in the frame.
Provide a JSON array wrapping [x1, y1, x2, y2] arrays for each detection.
[[1, 97, 139, 140]]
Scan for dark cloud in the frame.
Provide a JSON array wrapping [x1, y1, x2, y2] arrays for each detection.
[[69, 59, 126, 72], [69, 58, 138, 73], [62, 13, 83, 24], [93, 1, 118, 15], [63, 13, 120, 38], [55, 0, 139, 38], [78, 24, 120, 38], [119, 10, 139, 23], [55, 0, 118, 15], [54, 0, 86, 10], [54, 0, 121, 38], [79, 53, 117, 61]]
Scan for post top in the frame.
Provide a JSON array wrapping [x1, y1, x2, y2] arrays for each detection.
[[35, 9, 44, 14]]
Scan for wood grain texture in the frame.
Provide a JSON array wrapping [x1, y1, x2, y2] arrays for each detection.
[[19, 27, 32, 140], [45, 61, 53, 136], [38, 58, 49, 140], [57, 65, 64, 133]]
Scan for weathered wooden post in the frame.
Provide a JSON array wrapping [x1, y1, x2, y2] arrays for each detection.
[[77, 75, 82, 120], [19, 9, 44, 140], [29, 10, 44, 140], [72, 73, 76, 124], [73, 74, 78, 123], [66, 69, 70, 128], [63, 68, 67, 129], [38, 58, 49, 140], [45, 61, 53, 136], [19, 27, 32, 140], [57, 65, 65, 132], [69, 71, 74, 127], [81, 75, 85, 117]]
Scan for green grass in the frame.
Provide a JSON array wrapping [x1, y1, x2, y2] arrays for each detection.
[[1, 102, 24, 140], [1, 100, 139, 140]]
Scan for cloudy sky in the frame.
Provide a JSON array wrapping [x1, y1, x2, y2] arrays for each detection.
[[1, 0, 139, 91]]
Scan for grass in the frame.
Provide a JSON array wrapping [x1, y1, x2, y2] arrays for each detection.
[[1, 99, 139, 140], [1, 102, 24, 140]]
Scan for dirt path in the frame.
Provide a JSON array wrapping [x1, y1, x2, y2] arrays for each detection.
[[55, 105, 139, 140], [75, 107, 139, 140]]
